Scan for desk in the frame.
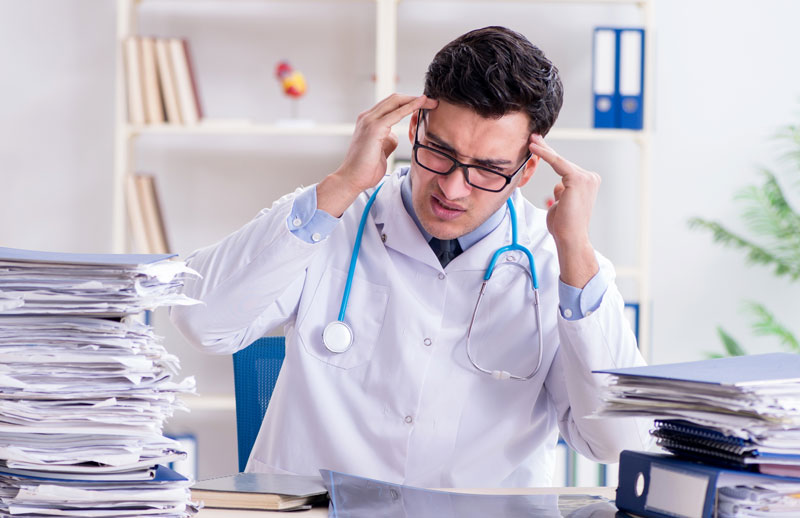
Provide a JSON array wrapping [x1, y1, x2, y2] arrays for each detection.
[[196, 486, 617, 517]]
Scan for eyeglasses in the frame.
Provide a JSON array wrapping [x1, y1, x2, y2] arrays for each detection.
[[412, 110, 532, 193]]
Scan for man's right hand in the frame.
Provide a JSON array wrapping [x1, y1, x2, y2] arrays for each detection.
[[317, 94, 438, 218]]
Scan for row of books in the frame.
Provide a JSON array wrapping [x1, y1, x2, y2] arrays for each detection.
[[124, 36, 203, 125], [597, 353, 800, 517], [126, 173, 170, 254]]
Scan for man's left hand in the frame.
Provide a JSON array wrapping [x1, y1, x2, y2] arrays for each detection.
[[529, 134, 600, 289]]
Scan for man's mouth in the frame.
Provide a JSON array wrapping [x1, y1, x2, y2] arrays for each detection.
[[430, 195, 466, 221]]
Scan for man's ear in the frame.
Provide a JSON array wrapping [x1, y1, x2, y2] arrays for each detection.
[[516, 155, 540, 188], [408, 110, 420, 145]]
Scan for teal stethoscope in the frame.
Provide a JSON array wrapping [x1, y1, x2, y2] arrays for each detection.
[[322, 183, 544, 381]]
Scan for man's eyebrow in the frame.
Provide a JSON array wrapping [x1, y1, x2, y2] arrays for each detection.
[[425, 130, 513, 168]]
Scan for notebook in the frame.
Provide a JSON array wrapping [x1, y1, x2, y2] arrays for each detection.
[[190, 472, 328, 511]]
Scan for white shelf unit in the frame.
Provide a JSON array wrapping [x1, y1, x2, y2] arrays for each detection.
[[113, 0, 655, 354]]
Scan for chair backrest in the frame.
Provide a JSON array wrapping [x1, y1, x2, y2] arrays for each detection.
[[231, 336, 286, 472]]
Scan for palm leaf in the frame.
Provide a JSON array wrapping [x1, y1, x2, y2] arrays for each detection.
[[735, 170, 800, 258], [744, 301, 800, 352], [687, 218, 800, 280], [716, 326, 747, 356]]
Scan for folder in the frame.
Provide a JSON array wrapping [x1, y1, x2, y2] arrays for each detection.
[[616, 450, 800, 518], [592, 28, 618, 128], [0, 464, 186, 483], [618, 28, 645, 130], [594, 351, 800, 386]]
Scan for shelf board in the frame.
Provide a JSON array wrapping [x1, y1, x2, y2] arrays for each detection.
[[128, 120, 356, 137], [128, 120, 648, 141], [136, 0, 651, 5], [451, 0, 651, 4], [548, 127, 649, 142]]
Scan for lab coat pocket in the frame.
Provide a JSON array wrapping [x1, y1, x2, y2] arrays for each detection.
[[296, 265, 389, 369]]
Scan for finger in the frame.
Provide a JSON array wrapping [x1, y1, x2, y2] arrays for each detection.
[[382, 131, 399, 158], [553, 182, 565, 202], [367, 94, 430, 122], [529, 134, 570, 177], [383, 95, 437, 127]]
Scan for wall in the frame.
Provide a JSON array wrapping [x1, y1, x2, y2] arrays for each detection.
[[2, 0, 800, 477]]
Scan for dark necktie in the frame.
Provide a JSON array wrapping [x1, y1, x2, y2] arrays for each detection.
[[429, 237, 463, 268]]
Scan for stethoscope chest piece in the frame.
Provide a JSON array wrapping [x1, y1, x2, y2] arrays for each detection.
[[323, 320, 354, 353]]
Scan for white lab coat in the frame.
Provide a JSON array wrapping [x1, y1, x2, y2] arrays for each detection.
[[170, 169, 650, 488]]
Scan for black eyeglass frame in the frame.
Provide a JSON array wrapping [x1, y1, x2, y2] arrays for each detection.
[[412, 109, 532, 193]]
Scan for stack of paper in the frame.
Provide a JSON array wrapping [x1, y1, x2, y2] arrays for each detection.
[[719, 483, 800, 517], [0, 247, 199, 517], [0, 248, 197, 315], [595, 353, 800, 442]]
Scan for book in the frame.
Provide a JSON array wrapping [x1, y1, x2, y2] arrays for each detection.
[[125, 174, 150, 253], [154, 38, 182, 124], [135, 173, 170, 254], [182, 38, 204, 120], [190, 472, 328, 511], [123, 37, 145, 125], [139, 37, 164, 124], [168, 38, 200, 124]]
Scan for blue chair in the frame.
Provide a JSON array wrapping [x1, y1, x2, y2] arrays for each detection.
[[231, 336, 286, 472]]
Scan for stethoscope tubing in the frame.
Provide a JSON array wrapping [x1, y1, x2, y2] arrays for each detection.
[[336, 182, 385, 322], [325, 183, 543, 381]]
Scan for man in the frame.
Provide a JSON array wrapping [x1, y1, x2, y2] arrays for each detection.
[[170, 26, 649, 487]]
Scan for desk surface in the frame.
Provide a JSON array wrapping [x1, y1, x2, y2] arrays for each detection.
[[196, 486, 617, 517]]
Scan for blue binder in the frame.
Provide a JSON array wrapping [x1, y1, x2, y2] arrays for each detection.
[[617, 28, 645, 130], [616, 450, 799, 518], [0, 464, 187, 483], [592, 28, 645, 130], [592, 28, 618, 128]]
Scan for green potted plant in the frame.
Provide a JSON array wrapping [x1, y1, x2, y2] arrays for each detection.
[[689, 123, 800, 357]]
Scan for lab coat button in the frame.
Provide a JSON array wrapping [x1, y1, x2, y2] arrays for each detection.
[[563, 308, 573, 318], [423, 338, 432, 347], [404, 415, 413, 424], [311, 232, 322, 242], [381, 233, 387, 243], [437, 273, 445, 280], [292, 217, 302, 227]]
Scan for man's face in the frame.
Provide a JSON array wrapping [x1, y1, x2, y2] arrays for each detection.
[[408, 100, 539, 240]]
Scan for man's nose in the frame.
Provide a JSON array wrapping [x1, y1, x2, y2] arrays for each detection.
[[438, 166, 472, 200]]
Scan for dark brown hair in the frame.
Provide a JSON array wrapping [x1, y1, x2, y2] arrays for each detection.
[[424, 26, 563, 136]]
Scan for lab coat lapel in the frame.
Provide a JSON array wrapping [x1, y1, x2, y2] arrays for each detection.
[[372, 175, 442, 272]]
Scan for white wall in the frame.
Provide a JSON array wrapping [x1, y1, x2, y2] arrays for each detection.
[[650, 0, 800, 364], [2, 0, 800, 477]]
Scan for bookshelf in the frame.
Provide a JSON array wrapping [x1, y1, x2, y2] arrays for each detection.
[[112, 0, 655, 483]]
